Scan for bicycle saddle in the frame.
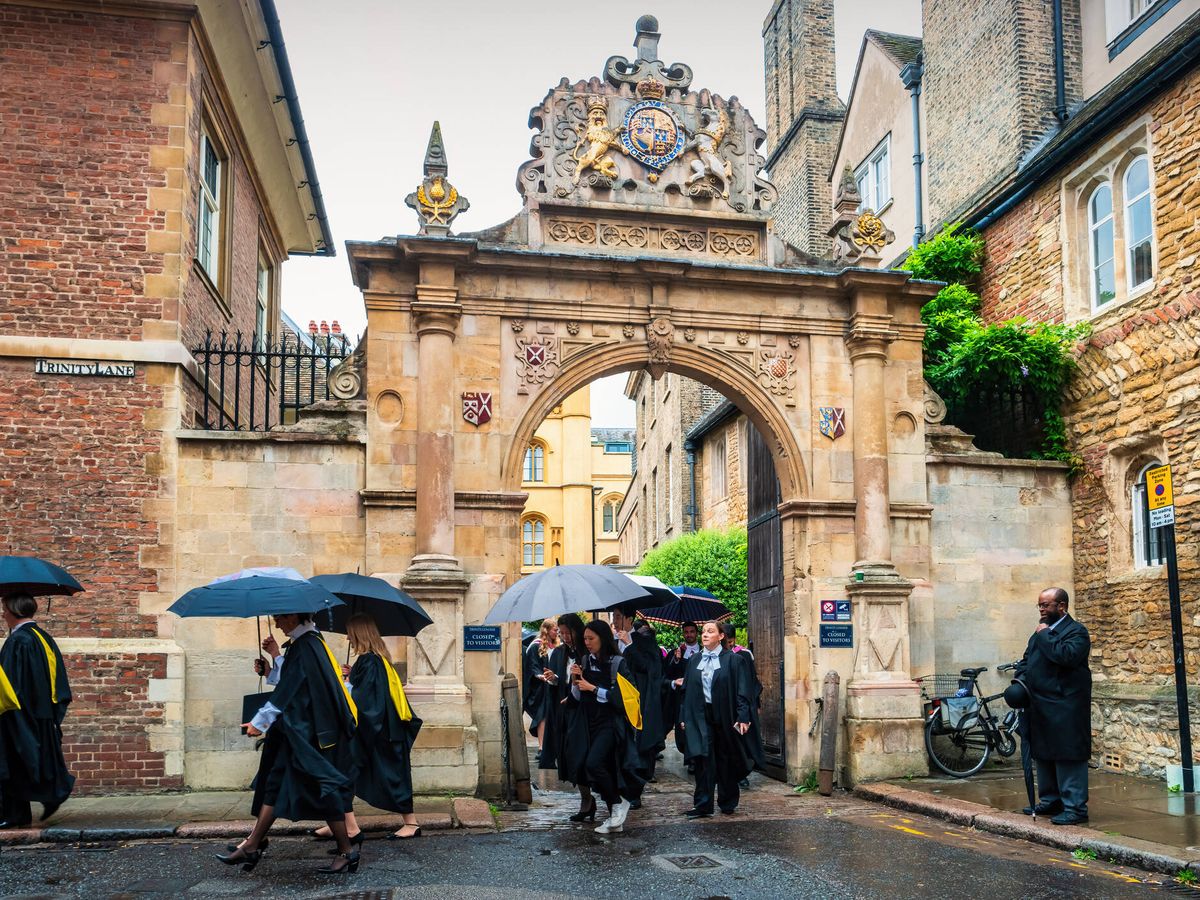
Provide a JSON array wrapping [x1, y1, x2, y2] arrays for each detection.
[[959, 666, 988, 677]]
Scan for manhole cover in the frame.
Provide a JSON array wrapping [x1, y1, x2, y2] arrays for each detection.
[[324, 892, 395, 900], [657, 854, 726, 872]]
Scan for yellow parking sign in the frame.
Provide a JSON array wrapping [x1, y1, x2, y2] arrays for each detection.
[[1146, 464, 1175, 527], [1146, 465, 1174, 510]]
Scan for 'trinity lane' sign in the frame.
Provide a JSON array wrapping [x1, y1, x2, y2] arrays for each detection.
[[35, 358, 135, 377]]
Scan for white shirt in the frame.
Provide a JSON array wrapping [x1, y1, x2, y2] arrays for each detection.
[[699, 649, 721, 703], [250, 622, 318, 732], [682, 642, 700, 659]]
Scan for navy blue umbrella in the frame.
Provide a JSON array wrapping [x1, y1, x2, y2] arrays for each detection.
[[0, 556, 83, 597], [672, 585, 720, 601], [168, 575, 344, 619], [311, 573, 433, 637], [639, 590, 732, 627]]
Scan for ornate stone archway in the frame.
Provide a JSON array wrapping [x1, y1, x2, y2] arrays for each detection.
[[346, 19, 939, 791]]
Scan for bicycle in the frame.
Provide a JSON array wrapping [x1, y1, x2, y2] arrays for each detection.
[[917, 663, 1022, 777]]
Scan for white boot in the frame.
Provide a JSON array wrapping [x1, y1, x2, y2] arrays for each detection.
[[608, 797, 632, 829]]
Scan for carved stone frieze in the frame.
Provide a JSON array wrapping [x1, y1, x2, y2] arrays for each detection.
[[544, 216, 759, 260], [756, 349, 795, 398]]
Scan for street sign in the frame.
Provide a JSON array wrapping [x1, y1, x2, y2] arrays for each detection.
[[1144, 462, 1193, 792], [463, 625, 502, 652], [835, 600, 851, 622], [820, 600, 837, 622], [1147, 464, 1176, 527], [819, 624, 853, 648]]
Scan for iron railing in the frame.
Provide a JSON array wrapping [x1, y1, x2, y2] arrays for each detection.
[[192, 329, 353, 431], [943, 385, 1044, 458]]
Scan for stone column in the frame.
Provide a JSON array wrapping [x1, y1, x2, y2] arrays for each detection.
[[410, 292, 461, 571], [841, 292, 926, 783], [400, 280, 477, 793]]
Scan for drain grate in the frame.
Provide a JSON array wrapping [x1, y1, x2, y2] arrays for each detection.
[[663, 854, 723, 870], [324, 892, 395, 900]]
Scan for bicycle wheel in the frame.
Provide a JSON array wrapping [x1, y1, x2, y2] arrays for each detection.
[[925, 714, 991, 777]]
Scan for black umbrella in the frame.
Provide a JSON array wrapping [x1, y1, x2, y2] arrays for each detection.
[[310, 573, 433, 637], [167, 575, 344, 618], [0, 556, 83, 597], [483, 564, 652, 624]]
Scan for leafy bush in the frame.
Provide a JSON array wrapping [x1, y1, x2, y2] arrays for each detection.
[[904, 222, 985, 287], [637, 527, 747, 649], [921, 283, 982, 362]]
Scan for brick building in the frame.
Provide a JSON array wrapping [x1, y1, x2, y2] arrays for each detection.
[[0, 0, 332, 792], [805, 1, 1200, 776]]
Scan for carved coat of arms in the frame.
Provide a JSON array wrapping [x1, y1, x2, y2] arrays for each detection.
[[621, 98, 684, 172], [818, 407, 846, 441], [462, 392, 493, 426]]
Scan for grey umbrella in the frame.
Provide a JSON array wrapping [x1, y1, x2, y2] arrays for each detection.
[[482, 565, 652, 625]]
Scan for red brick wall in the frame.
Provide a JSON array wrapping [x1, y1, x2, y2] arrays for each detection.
[[0, 359, 160, 638], [0, 5, 170, 340], [62, 652, 181, 793], [977, 179, 1066, 325]]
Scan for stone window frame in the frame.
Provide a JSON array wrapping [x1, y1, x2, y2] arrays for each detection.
[[600, 493, 622, 535], [1061, 117, 1157, 322], [194, 99, 234, 311], [1103, 434, 1169, 578], [1130, 461, 1168, 568], [664, 445, 673, 530], [522, 440, 546, 483], [521, 515, 547, 568]]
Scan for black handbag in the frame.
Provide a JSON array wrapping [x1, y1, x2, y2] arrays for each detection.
[[241, 691, 275, 732]]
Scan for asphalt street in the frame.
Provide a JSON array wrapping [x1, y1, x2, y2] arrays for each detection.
[[0, 807, 1180, 899]]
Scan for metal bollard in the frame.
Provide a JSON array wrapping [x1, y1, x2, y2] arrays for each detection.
[[818, 670, 840, 796], [501, 673, 532, 805]]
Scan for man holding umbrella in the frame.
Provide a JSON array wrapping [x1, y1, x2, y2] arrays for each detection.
[[0, 593, 75, 828]]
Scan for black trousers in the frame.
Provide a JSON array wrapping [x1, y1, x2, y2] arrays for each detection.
[[692, 705, 741, 814], [1, 790, 31, 826]]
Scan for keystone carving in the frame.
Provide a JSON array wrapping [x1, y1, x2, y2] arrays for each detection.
[[646, 316, 674, 379]]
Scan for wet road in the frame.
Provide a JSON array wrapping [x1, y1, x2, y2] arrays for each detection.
[[0, 805, 1178, 899]]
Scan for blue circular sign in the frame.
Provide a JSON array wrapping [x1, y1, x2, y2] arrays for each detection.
[[621, 100, 685, 172]]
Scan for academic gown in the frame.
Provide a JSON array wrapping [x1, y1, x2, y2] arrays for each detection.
[[574, 653, 645, 800], [1017, 615, 1092, 762], [664, 643, 699, 751], [620, 631, 665, 762], [731, 648, 765, 762], [251, 631, 358, 822], [0, 624, 75, 813], [524, 640, 550, 735], [678, 648, 764, 777], [348, 652, 421, 813]]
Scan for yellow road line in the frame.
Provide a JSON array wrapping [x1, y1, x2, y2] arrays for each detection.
[[890, 825, 928, 836]]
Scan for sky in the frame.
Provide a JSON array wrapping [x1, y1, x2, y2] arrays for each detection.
[[276, 0, 921, 425]]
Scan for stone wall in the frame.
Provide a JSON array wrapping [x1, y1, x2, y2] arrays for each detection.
[[973, 63, 1200, 775], [172, 427, 366, 788], [923, 428, 1075, 697]]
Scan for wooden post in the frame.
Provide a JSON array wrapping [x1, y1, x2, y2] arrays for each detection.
[[501, 673, 532, 805], [818, 670, 840, 795]]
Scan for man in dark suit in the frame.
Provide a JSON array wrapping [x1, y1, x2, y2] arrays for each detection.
[[1018, 587, 1092, 825]]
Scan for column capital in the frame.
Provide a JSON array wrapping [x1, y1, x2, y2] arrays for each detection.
[[845, 314, 898, 362], [412, 300, 462, 338]]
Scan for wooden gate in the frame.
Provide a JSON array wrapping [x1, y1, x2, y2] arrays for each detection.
[[745, 421, 785, 776]]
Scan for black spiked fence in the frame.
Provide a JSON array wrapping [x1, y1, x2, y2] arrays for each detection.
[[192, 329, 353, 431]]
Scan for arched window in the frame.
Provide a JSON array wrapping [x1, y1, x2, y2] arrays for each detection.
[[1088, 183, 1116, 309], [1123, 155, 1153, 292], [1131, 462, 1166, 568], [523, 443, 544, 483], [522, 518, 545, 567], [602, 498, 618, 533]]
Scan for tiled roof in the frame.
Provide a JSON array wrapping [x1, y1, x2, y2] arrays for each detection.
[[864, 30, 923, 69]]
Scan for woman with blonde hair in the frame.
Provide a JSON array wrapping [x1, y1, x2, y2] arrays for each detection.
[[325, 613, 423, 842], [524, 618, 559, 749]]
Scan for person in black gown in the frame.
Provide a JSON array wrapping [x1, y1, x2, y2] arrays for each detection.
[[219, 612, 360, 874], [524, 619, 557, 749], [664, 620, 701, 771], [539, 614, 597, 823], [0, 593, 74, 828], [570, 619, 644, 834], [721, 622, 764, 788], [611, 608, 665, 787], [314, 614, 422, 843], [675, 621, 761, 818]]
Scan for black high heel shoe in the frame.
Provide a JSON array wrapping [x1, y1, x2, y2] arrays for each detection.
[[316, 849, 360, 875], [568, 797, 597, 822], [215, 844, 264, 873], [225, 835, 269, 853], [326, 831, 365, 854]]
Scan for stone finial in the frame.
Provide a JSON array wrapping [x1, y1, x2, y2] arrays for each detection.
[[828, 165, 894, 265], [405, 121, 470, 235], [605, 16, 693, 92]]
